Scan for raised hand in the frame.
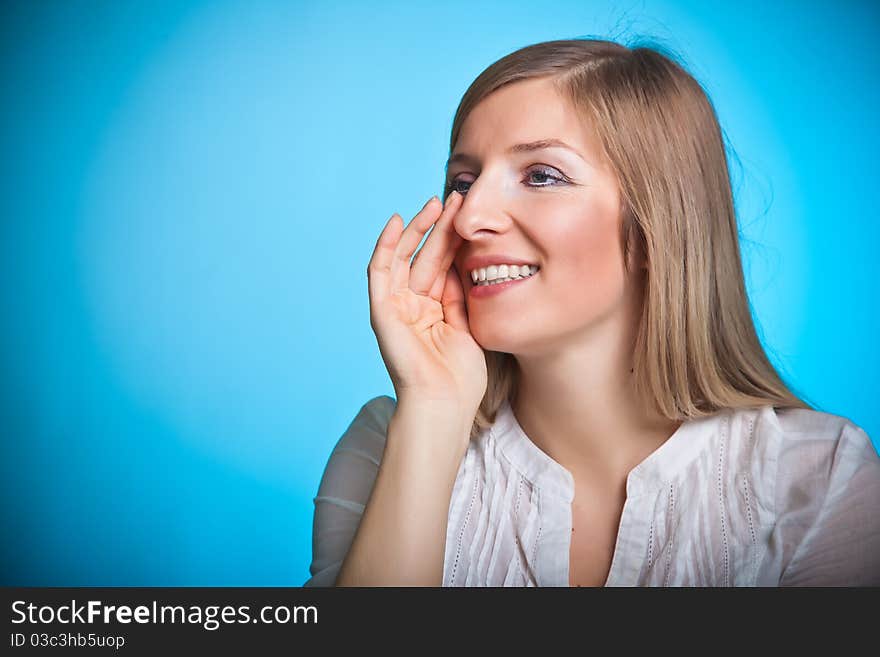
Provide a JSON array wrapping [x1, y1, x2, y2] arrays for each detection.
[[367, 191, 487, 415]]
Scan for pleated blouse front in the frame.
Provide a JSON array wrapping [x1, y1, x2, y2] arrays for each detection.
[[305, 395, 880, 587]]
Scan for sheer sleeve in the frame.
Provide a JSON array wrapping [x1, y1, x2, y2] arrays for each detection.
[[776, 420, 880, 586], [302, 395, 396, 587]]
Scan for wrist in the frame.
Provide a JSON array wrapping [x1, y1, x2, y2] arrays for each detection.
[[387, 398, 476, 470], [394, 396, 477, 430]]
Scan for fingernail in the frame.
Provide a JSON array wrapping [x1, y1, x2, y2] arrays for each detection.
[[425, 196, 438, 208]]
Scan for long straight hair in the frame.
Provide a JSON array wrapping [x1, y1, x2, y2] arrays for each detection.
[[441, 39, 815, 441]]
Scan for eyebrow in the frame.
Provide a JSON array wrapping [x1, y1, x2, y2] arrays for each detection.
[[445, 138, 585, 170]]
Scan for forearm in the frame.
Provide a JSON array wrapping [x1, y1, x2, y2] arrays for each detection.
[[334, 402, 473, 586]]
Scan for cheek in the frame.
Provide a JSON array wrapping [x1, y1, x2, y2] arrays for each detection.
[[464, 194, 626, 348], [543, 205, 627, 319]]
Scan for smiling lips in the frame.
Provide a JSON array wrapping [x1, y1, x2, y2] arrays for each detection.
[[458, 254, 541, 298], [462, 254, 539, 273], [470, 263, 540, 285], [467, 266, 540, 298]]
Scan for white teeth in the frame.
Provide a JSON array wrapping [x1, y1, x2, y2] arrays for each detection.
[[469, 263, 539, 282], [470, 263, 540, 287]]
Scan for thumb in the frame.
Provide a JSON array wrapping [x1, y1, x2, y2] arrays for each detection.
[[441, 266, 469, 332]]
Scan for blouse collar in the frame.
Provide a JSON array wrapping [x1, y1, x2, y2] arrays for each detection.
[[490, 397, 729, 500]]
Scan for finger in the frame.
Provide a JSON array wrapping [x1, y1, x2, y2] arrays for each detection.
[[410, 191, 464, 295], [427, 230, 464, 300], [389, 196, 443, 293], [441, 265, 469, 332], [367, 213, 404, 307]]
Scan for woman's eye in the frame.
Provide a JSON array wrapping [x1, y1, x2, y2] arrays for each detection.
[[447, 178, 470, 195], [447, 165, 566, 195], [526, 166, 566, 186]]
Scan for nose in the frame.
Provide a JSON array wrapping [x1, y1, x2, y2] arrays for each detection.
[[451, 173, 512, 242]]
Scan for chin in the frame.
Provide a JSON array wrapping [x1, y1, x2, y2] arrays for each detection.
[[468, 319, 533, 355]]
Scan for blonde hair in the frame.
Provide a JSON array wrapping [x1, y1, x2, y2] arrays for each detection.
[[440, 38, 815, 441]]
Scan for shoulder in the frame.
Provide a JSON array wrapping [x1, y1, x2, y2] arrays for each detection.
[[752, 404, 879, 522], [327, 395, 397, 469], [726, 404, 879, 516], [304, 396, 398, 587], [343, 395, 397, 442], [351, 394, 397, 430], [313, 395, 399, 506], [749, 404, 878, 468], [743, 406, 880, 585], [759, 404, 868, 439]]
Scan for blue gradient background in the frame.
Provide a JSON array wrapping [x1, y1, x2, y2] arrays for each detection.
[[2, 0, 878, 585]]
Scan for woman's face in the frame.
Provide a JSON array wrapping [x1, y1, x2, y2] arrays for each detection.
[[450, 76, 642, 356]]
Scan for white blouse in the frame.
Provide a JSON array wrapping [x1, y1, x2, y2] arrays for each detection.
[[304, 395, 880, 586]]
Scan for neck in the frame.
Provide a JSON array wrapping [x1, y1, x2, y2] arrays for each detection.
[[510, 310, 681, 486]]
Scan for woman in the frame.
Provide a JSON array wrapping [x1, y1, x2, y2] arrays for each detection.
[[305, 38, 880, 586]]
